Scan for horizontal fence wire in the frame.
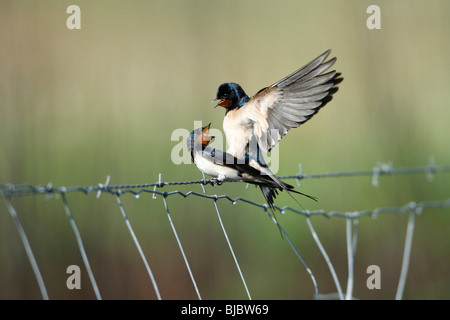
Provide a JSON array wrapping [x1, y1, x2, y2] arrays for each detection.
[[1, 159, 450, 300], [2, 161, 450, 219]]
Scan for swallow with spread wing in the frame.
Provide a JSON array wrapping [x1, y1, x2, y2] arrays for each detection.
[[213, 50, 342, 167]]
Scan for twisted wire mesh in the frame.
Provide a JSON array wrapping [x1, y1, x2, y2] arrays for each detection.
[[1, 160, 449, 299]]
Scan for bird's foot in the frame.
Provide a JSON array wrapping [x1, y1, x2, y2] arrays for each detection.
[[210, 178, 223, 186]]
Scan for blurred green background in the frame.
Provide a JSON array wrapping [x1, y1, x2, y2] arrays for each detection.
[[1, 0, 449, 299]]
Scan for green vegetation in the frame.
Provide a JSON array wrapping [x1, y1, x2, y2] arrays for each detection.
[[1, 0, 449, 299]]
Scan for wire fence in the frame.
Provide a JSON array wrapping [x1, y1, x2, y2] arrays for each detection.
[[1, 159, 450, 300]]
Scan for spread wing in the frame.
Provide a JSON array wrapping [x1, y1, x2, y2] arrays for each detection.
[[244, 49, 343, 152]]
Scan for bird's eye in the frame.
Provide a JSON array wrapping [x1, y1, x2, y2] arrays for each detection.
[[223, 93, 228, 97]]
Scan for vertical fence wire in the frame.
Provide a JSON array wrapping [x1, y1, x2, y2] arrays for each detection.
[[266, 209, 319, 300], [162, 195, 202, 300], [212, 198, 252, 300], [305, 215, 344, 300], [5, 197, 49, 300], [115, 193, 162, 300], [60, 192, 102, 300], [395, 211, 416, 300], [344, 217, 356, 300]]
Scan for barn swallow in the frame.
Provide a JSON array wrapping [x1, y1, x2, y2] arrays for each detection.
[[213, 49, 342, 161], [187, 124, 316, 212]]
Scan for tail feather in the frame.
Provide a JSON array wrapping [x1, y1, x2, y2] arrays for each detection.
[[284, 182, 317, 202], [260, 185, 283, 238], [249, 158, 317, 203], [259, 185, 279, 209], [259, 182, 316, 239]]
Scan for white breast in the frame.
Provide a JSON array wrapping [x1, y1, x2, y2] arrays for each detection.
[[194, 154, 241, 181], [223, 109, 252, 160]]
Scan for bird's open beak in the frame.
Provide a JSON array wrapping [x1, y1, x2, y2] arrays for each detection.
[[211, 98, 220, 108], [211, 98, 228, 108], [203, 122, 211, 133], [201, 123, 214, 144]]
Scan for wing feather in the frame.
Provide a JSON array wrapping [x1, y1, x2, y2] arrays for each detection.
[[243, 50, 342, 152], [272, 50, 332, 87]]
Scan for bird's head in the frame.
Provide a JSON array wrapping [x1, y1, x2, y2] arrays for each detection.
[[213, 82, 249, 110], [187, 123, 215, 151]]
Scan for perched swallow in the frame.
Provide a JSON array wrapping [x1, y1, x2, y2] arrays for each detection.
[[213, 49, 342, 161], [187, 124, 316, 211]]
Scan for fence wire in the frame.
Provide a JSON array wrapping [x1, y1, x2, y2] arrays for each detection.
[[1, 160, 450, 300]]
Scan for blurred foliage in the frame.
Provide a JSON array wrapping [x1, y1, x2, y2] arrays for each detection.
[[0, 0, 449, 299]]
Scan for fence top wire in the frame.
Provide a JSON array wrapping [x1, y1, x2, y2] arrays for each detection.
[[1, 161, 450, 219]]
